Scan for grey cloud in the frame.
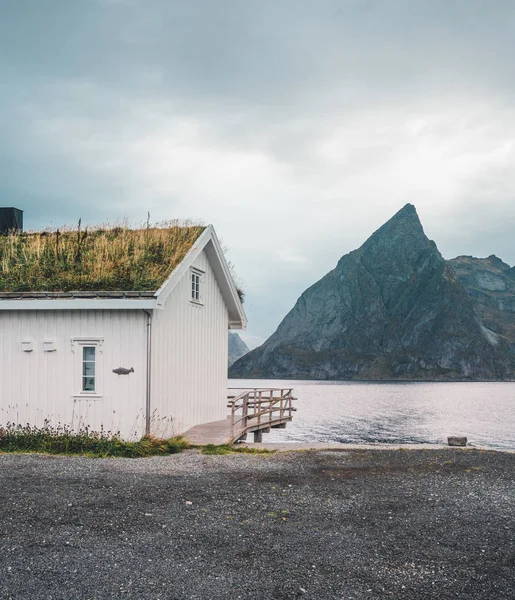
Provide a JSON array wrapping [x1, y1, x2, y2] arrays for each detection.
[[1, 1, 515, 340], [4, 1, 515, 102]]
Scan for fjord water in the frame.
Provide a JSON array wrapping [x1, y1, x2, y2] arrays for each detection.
[[231, 380, 515, 450]]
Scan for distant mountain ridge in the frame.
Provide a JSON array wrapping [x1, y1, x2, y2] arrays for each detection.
[[228, 331, 250, 367], [230, 204, 515, 381]]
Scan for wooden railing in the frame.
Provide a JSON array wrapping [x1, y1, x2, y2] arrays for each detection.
[[227, 388, 296, 442]]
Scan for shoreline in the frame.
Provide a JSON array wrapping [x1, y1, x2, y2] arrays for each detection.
[[230, 378, 515, 384], [243, 441, 515, 453]]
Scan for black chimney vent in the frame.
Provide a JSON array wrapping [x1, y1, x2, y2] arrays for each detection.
[[0, 208, 23, 234]]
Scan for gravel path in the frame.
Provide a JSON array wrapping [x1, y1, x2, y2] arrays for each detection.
[[1, 448, 514, 600]]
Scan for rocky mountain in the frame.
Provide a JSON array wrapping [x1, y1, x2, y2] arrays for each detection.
[[228, 331, 250, 367], [230, 204, 515, 381], [450, 255, 515, 357]]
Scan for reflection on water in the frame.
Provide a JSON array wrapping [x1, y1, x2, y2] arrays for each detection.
[[231, 380, 515, 450]]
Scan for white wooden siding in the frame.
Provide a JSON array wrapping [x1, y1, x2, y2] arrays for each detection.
[[150, 249, 229, 437], [0, 310, 147, 440]]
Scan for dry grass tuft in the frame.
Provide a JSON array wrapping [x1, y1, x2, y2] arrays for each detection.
[[0, 220, 205, 292], [0, 422, 190, 457]]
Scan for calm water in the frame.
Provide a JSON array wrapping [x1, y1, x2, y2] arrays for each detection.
[[231, 380, 515, 450]]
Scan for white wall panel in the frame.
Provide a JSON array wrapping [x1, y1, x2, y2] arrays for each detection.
[[150, 249, 229, 437], [0, 310, 147, 440]]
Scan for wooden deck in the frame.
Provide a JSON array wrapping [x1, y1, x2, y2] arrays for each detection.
[[183, 388, 295, 445], [183, 417, 243, 445]]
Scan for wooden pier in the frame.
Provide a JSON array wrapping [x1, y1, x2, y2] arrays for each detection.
[[184, 388, 296, 445]]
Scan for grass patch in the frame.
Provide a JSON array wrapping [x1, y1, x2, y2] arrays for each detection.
[[201, 444, 276, 455], [0, 423, 190, 457], [0, 221, 205, 292]]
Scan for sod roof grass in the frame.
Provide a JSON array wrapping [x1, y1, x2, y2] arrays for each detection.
[[0, 222, 205, 292]]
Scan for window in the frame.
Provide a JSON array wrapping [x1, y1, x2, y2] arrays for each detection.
[[191, 268, 204, 304], [82, 346, 96, 392], [71, 337, 103, 398]]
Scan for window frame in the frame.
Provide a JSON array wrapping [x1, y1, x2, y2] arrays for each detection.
[[71, 337, 104, 399], [190, 267, 204, 305], [82, 346, 97, 393]]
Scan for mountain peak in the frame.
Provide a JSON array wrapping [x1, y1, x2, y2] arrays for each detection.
[[487, 255, 511, 270], [335, 204, 436, 277], [397, 202, 417, 215], [377, 203, 422, 232], [353, 203, 433, 263], [367, 204, 423, 240]]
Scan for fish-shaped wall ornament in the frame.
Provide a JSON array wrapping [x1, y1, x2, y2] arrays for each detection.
[[112, 367, 135, 375]]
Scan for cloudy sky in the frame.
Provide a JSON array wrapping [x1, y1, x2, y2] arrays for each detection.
[[2, 1, 515, 346]]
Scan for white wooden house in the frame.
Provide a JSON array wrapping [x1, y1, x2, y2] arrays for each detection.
[[0, 222, 246, 440]]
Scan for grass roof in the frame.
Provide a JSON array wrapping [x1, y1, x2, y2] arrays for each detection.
[[0, 221, 205, 292]]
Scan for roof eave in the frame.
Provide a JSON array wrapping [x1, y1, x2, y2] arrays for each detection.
[[204, 229, 247, 330], [0, 298, 157, 311]]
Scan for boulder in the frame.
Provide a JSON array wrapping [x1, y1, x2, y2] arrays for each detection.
[[447, 436, 467, 447]]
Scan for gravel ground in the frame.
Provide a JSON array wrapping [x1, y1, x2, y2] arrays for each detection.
[[0, 448, 514, 600]]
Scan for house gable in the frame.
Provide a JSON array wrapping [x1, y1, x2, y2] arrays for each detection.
[[149, 247, 230, 436], [154, 225, 247, 329]]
